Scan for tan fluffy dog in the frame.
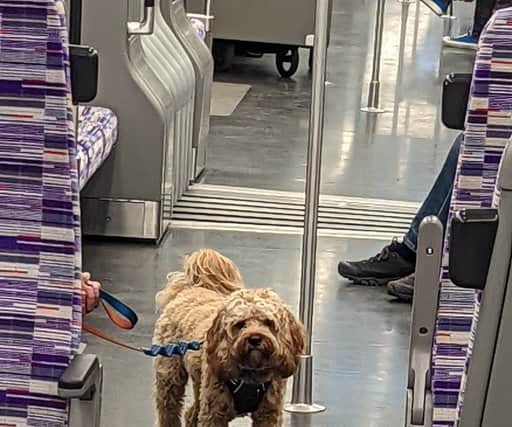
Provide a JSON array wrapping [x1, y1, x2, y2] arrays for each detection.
[[153, 249, 305, 427]]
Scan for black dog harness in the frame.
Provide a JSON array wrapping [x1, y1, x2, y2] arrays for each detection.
[[226, 379, 271, 414]]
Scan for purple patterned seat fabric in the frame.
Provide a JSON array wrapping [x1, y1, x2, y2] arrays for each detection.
[[189, 18, 206, 41], [77, 106, 118, 189], [0, 0, 82, 425], [432, 8, 512, 426]]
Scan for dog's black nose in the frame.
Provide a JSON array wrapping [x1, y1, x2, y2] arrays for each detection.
[[248, 335, 262, 347]]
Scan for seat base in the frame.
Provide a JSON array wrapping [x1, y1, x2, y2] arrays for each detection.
[[81, 198, 169, 241]]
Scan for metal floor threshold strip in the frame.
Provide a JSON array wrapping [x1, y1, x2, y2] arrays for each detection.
[[171, 184, 419, 240]]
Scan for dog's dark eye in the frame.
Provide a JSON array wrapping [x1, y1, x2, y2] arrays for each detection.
[[233, 320, 245, 331], [263, 319, 276, 330]]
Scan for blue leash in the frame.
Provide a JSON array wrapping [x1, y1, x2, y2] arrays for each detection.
[[82, 289, 202, 358]]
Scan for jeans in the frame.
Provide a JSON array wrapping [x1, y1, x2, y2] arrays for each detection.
[[403, 133, 463, 253]]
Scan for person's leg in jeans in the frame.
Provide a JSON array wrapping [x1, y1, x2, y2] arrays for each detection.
[[337, 133, 462, 289], [387, 134, 462, 301], [402, 133, 462, 254]]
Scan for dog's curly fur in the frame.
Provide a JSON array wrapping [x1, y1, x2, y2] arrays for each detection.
[[153, 249, 305, 427]]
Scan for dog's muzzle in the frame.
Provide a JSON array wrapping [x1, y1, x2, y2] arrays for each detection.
[[238, 333, 274, 369]]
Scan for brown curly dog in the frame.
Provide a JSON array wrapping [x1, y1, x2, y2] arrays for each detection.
[[153, 249, 305, 427]]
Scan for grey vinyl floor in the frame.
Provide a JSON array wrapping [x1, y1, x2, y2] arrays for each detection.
[[204, 0, 474, 202], [84, 230, 410, 427], [83, 0, 478, 426]]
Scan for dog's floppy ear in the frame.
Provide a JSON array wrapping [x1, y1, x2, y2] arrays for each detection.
[[206, 308, 225, 349], [277, 308, 305, 379], [206, 307, 238, 379], [205, 308, 230, 375]]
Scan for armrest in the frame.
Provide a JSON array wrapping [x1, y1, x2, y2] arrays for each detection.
[[405, 216, 443, 427], [70, 45, 99, 105], [441, 73, 472, 130], [58, 354, 101, 400]]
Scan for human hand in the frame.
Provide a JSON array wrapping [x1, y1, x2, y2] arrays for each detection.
[[80, 272, 101, 315]]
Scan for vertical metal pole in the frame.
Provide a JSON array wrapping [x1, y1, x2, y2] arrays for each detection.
[[362, 0, 386, 113], [441, 1, 456, 21], [283, 0, 329, 415], [442, 2, 456, 38], [398, 0, 410, 77]]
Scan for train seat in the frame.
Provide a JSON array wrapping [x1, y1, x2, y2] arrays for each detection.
[[406, 7, 512, 427], [0, 1, 103, 425], [432, 9, 512, 425], [77, 106, 118, 189]]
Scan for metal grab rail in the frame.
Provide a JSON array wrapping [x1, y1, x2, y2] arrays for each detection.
[[362, 0, 386, 113], [283, 0, 330, 416], [186, 0, 214, 31], [127, 0, 155, 35]]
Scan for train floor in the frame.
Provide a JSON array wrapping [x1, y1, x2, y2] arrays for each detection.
[[83, 230, 410, 427], [205, 0, 473, 202], [84, 0, 477, 426]]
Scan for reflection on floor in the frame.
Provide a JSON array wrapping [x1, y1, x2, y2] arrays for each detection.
[[84, 1, 478, 426], [84, 230, 410, 427], [210, 82, 252, 116]]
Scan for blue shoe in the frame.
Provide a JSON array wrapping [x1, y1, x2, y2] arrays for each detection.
[[442, 33, 478, 50], [420, 0, 450, 16]]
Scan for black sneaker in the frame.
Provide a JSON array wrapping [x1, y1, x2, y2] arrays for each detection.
[[337, 239, 415, 286], [387, 273, 414, 303]]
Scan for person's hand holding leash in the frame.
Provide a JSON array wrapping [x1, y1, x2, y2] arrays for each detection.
[[80, 272, 101, 315]]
